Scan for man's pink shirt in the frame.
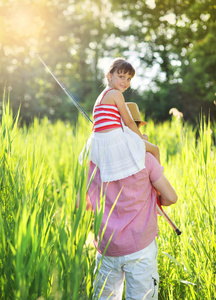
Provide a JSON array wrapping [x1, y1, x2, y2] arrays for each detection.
[[88, 152, 164, 257]]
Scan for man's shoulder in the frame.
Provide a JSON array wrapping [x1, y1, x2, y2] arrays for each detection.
[[145, 151, 163, 171], [145, 152, 164, 182]]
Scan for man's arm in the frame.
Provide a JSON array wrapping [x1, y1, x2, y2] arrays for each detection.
[[152, 174, 178, 206]]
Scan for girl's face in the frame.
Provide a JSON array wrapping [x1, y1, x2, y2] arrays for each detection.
[[107, 71, 132, 92]]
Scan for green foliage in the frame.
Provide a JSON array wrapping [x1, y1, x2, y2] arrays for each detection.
[[0, 94, 215, 299], [143, 114, 216, 300], [0, 0, 110, 123], [1, 0, 216, 125], [109, 0, 216, 122], [0, 98, 98, 299]]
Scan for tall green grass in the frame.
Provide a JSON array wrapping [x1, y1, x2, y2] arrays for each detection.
[[144, 116, 216, 299], [0, 98, 97, 299], [0, 96, 215, 299]]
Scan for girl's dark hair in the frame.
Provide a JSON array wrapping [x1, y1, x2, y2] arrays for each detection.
[[107, 58, 135, 77]]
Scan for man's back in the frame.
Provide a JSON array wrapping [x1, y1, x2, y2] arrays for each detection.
[[88, 152, 164, 256]]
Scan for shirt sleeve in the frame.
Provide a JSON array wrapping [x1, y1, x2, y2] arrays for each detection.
[[145, 152, 164, 183]]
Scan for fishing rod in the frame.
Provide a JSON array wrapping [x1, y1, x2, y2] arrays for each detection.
[[37, 55, 181, 236], [157, 196, 181, 235]]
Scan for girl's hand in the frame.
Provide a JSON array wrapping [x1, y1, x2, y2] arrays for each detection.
[[142, 133, 148, 141]]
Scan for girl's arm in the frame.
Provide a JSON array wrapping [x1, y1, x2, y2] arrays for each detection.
[[144, 140, 160, 163], [111, 90, 160, 162]]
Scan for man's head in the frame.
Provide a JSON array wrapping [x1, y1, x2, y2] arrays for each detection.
[[126, 102, 147, 128]]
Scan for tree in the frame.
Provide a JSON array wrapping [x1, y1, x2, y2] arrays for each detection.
[[1, 0, 216, 124], [108, 0, 216, 122], [0, 0, 114, 123]]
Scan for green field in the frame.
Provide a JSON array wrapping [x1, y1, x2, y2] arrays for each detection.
[[0, 100, 215, 299]]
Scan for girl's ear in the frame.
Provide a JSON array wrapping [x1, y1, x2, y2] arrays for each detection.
[[106, 72, 112, 83]]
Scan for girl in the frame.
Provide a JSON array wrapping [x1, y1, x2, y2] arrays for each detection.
[[79, 58, 160, 182]]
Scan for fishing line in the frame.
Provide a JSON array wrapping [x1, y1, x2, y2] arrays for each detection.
[[37, 54, 93, 124]]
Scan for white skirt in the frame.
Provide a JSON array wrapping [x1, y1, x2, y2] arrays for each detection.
[[79, 126, 146, 182]]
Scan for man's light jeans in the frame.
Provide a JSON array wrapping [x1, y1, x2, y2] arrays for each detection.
[[93, 239, 159, 300]]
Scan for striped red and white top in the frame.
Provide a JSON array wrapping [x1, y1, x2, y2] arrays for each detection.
[[93, 89, 122, 132]]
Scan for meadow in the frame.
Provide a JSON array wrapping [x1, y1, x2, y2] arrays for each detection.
[[0, 99, 215, 299]]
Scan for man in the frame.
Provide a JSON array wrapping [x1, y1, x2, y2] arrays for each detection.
[[87, 103, 178, 299]]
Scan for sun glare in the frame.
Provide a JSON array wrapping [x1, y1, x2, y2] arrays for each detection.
[[7, 5, 39, 38], [12, 11, 32, 32]]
